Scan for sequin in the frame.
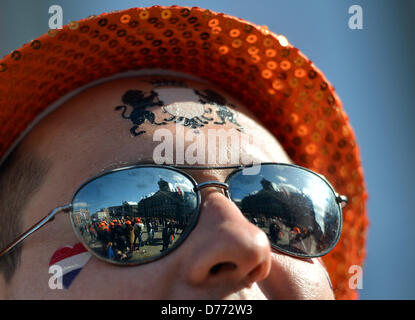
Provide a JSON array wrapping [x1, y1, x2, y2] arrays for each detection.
[[218, 45, 229, 55], [280, 60, 291, 71], [313, 157, 323, 168], [120, 14, 131, 24], [48, 29, 58, 37], [277, 35, 288, 46], [293, 56, 305, 66], [346, 183, 355, 194], [202, 10, 212, 19], [305, 143, 316, 155], [11, 51, 21, 61], [246, 34, 257, 43], [331, 120, 341, 131], [290, 113, 299, 124], [137, 28, 146, 35], [261, 69, 272, 79], [266, 61, 277, 70], [80, 25, 90, 33], [272, 79, 284, 90], [314, 90, 324, 101], [0, 63, 7, 72], [161, 9, 172, 19], [292, 136, 302, 146], [229, 29, 240, 37], [263, 38, 273, 47], [208, 18, 219, 27], [311, 132, 321, 142], [316, 120, 326, 130], [342, 126, 349, 137], [280, 48, 290, 57], [139, 11, 150, 20], [338, 139, 347, 148], [69, 21, 79, 30], [304, 80, 315, 89], [117, 29, 126, 37], [265, 49, 276, 58], [293, 101, 303, 111], [310, 102, 319, 110], [31, 40, 42, 49], [250, 55, 260, 63], [297, 125, 308, 136], [289, 78, 299, 88], [244, 25, 253, 33], [294, 68, 306, 78], [248, 46, 259, 55], [211, 26, 222, 34], [224, 20, 234, 28], [180, 8, 190, 17], [308, 69, 317, 79], [340, 166, 348, 178], [232, 39, 242, 48], [260, 25, 269, 35]]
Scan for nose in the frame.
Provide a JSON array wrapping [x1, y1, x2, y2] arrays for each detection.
[[182, 189, 271, 294]]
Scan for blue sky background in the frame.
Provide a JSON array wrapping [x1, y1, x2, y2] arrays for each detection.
[[1, 0, 414, 299]]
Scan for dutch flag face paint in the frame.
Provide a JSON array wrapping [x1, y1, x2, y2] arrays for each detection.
[[49, 243, 92, 289]]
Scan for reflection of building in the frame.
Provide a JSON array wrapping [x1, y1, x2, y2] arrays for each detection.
[[241, 177, 316, 228], [108, 201, 138, 218], [137, 179, 196, 221], [93, 208, 109, 220], [103, 179, 196, 221], [72, 208, 90, 225]]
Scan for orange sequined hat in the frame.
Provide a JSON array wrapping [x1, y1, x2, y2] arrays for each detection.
[[0, 5, 368, 299]]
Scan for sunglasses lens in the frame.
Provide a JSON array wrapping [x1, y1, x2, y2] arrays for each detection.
[[70, 167, 199, 264], [227, 164, 341, 257]]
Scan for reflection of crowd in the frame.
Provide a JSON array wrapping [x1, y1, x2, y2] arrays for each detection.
[[80, 216, 185, 261], [247, 214, 324, 254]]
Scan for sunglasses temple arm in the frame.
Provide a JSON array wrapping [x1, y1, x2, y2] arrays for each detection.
[[0, 204, 72, 258]]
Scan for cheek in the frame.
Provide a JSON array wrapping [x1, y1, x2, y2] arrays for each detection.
[[257, 253, 334, 300]]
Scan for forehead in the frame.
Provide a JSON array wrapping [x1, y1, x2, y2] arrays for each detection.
[[18, 75, 290, 181]]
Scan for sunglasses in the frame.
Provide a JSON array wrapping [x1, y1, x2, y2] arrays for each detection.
[[0, 163, 347, 264]]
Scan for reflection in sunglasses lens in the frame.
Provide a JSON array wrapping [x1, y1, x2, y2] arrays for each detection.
[[70, 167, 198, 264], [227, 164, 341, 257]]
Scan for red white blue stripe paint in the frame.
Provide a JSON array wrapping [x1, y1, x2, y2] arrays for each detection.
[[49, 243, 92, 289]]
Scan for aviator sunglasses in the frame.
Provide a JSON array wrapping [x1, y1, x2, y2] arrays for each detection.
[[0, 163, 347, 264]]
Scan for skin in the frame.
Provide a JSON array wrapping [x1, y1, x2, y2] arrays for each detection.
[[0, 75, 334, 299]]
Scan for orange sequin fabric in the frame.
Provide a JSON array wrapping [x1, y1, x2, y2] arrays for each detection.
[[0, 5, 368, 299]]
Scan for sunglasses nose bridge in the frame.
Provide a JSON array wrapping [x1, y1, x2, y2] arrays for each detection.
[[194, 181, 230, 197]]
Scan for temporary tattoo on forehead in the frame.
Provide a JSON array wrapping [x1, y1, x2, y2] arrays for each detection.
[[160, 88, 214, 130], [115, 88, 243, 136], [49, 243, 92, 289], [194, 89, 243, 131], [115, 90, 166, 136], [145, 78, 188, 88]]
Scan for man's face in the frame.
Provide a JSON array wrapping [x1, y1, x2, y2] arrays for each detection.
[[2, 75, 334, 299]]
